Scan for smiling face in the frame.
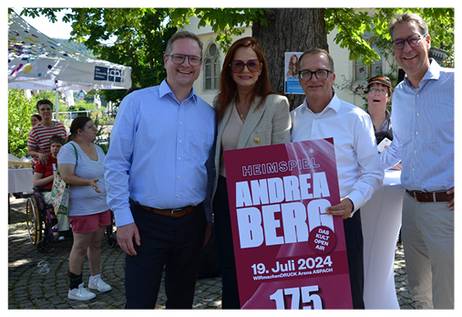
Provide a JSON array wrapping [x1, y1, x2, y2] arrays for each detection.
[[231, 46, 262, 91], [392, 21, 431, 81], [164, 38, 202, 90], [298, 52, 335, 106], [37, 104, 52, 123]]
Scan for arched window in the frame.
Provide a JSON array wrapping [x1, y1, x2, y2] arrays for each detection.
[[204, 43, 220, 90]]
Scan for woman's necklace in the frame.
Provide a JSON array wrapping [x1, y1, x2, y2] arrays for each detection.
[[236, 103, 249, 121]]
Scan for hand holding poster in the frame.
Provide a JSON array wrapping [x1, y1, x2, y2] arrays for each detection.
[[223, 138, 352, 309]]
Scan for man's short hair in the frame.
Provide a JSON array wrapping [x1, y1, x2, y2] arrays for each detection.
[[165, 31, 203, 57], [298, 48, 335, 72], [389, 13, 429, 38], [35, 99, 53, 111]]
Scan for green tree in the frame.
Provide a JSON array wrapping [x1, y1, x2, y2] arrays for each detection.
[[8, 90, 35, 157], [18, 7, 454, 107]]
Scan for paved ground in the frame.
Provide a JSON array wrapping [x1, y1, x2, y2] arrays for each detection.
[[8, 196, 415, 309]]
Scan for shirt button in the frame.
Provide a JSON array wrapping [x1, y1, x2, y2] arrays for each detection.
[[415, 131, 419, 135], [416, 113, 420, 117], [178, 157, 182, 160]]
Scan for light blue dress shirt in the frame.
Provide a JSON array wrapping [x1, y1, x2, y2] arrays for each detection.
[[381, 60, 454, 191], [105, 80, 216, 227]]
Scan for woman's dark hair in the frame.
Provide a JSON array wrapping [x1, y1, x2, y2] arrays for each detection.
[[215, 37, 273, 122], [69, 116, 92, 141], [31, 114, 42, 121]]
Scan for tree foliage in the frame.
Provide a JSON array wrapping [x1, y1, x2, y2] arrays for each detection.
[[8, 90, 48, 157], [18, 7, 454, 98]]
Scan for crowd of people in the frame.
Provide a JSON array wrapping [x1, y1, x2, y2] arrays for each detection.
[[24, 12, 453, 309]]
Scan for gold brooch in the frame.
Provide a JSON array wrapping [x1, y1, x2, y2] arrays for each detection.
[[254, 136, 261, 144]]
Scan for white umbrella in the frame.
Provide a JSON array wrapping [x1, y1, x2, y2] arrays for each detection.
[[8, 11, 132, 115]]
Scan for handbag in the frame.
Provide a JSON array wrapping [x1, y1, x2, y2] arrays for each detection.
[[49, 143, 78, 231]]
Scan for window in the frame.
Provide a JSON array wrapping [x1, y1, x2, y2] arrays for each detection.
[[354, 59, 383, 81], [204, 43, 220, 90]]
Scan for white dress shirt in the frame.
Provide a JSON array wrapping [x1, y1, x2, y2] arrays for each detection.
[[291, 94, 383, 212]]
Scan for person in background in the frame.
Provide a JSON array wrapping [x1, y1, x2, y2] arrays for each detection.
[[291, 48, 383, 309], [32, 135, 65, 198], [58, 116, 112, 301], [366, 75, 393, 144], [381, 12, 454, 309], [28, 99, 67, 164], [105, 31, 215, 309], [31, 114, 42, 127], [212, 36, 291, 308]]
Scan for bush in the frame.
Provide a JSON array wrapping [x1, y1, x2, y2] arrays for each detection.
[[8, 90, 35, 157]]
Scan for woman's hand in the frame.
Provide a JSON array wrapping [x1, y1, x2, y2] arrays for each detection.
[[88, 179, 101, 193]]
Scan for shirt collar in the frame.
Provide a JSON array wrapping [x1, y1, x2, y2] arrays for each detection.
[[404, 58, 441, 87], [303, 93, 341, 115], [423, 58, 441, 81], [159, 79, 198, 104]]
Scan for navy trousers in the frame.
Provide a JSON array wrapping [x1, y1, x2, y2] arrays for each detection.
[[124, 201, 206, 309]]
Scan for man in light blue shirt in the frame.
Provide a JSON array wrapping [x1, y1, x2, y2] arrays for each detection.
[[105, 31, 216, 309], [382, 13, 454, 309]]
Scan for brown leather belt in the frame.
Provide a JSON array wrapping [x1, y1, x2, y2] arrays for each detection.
[[406, 190, 453, 203], [137, 203, 195, 218]]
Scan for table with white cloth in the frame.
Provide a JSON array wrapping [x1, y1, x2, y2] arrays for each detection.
[[8, 168, 33, 193], [361, 170, 404, 309]]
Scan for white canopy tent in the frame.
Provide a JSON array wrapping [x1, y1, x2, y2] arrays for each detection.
[[8, 11, 132, 115]]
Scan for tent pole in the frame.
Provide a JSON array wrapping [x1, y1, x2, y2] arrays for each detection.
[[54, 90, 59, 121]]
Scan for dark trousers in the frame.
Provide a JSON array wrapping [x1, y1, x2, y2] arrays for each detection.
[[124, 201, 206, 309], [213, 176, 241, 309], [344, 210, 365, 309]]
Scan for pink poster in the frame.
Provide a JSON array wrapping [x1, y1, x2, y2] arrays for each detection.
[[223, 138, 352, 309]]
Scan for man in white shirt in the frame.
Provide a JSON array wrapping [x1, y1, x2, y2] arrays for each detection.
[[291, 48, 383, 309]]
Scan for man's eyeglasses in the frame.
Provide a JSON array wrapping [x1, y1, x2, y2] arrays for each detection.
[[368, 87, 388, 95], [167, 54, 202, 66], [392, 33, 427, 50], [230, 59, 260, 73], [298, 69, 332, 81], [39, 107, 52, 112]]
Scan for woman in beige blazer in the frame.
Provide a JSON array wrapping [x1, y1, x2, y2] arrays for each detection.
[[212, 37, 291, 308]]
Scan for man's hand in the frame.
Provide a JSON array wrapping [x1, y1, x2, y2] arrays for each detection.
[[326, 198, 354, 219], [447, 187, 454, 210], [117, 223, 141, 256]]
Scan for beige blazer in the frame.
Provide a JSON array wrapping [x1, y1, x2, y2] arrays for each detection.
[[212, 94, 291, 198]]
